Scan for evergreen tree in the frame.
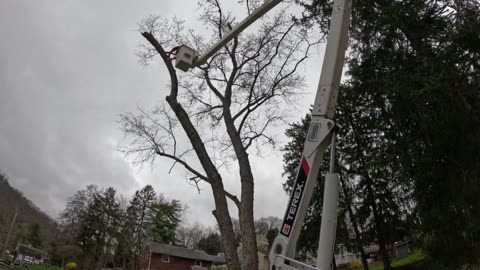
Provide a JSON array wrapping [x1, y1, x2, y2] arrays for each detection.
[[98, 187, 122, 268], [296, 0, 480, 267], [282, 90, 413, 269], [266, 228, 279, 250], [28, 223, 42, 248], [198, 233, 223, 255], [123, 185, 156, 270], [148, 198, 182, 244], [60, 184, 185, 270], [77, 187, 121, 269]]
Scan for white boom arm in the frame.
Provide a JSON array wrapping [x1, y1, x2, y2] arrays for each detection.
[[269, 0, 352, 269], [172, 0, 352, 269], [174, 0, 283, 71], [196, 0, 283, 66]]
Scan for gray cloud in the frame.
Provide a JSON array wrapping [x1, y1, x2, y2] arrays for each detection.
[[0, 0, 172, 216], [0, 0, 321, 226]]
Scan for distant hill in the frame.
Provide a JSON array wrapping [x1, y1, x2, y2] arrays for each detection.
[[0, 173, 57, 252]]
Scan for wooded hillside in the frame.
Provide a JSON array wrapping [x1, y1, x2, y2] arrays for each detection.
[[0, 173, 57, 254]]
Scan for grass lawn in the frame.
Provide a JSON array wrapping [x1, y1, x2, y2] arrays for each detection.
[[0, 262, 10, 270], [16, 265, 62, 270], [391, 251, 425, 269], [351, 251, 426, 270]]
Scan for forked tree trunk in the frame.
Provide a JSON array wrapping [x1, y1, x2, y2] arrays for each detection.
[[166, 96, 242, 270], [224, 100, 259, 270], [141, 30, 255, 270]]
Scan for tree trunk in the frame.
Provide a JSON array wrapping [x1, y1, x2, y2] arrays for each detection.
[[223, 106, 258, 270], [239, 180, 258, 270], [165, 99, 242, 270], [367, 184, 391, 270], [339, 176, 369, 270], [379, 244, 391, 270], [360, 252, 369, 270], [142, 31, 246, 270], [347, 200, 370, 270], [347, 114, 391, 270], [210, 181, 242, 270], [237, 155, 258, 270]]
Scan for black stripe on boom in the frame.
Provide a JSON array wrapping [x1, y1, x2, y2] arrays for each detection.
[[280, 163, 308, 237]]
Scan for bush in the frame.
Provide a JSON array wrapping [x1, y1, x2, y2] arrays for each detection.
[[65, 262, 77, 270], [348, 259, 362, 269]]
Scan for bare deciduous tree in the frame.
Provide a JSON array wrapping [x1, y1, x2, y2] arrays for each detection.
[[175, 223, 206, 249], [255, 216, 282, 235], [120, 1, 318, 269]]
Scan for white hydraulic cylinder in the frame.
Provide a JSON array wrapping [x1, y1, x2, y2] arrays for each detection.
[[316, 173, 340, 270]]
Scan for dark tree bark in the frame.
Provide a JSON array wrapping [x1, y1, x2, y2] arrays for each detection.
[[141, 31, 242, 270], [339, 175, 369, 270]]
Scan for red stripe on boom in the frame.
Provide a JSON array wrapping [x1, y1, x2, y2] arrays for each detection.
[[301, 157, 310, 176]]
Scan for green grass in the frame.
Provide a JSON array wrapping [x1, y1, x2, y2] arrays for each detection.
[[0, 264, 62, 270], [0, 261, 10, 270], [350, 251, 425, 270], [391, 251, 425, 268], [355, 261, 384, 270], [16, 265, 62, 270]]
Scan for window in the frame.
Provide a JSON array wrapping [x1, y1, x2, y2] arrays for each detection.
[[194, 260, 202, 266], [161, 255, 170, 263]]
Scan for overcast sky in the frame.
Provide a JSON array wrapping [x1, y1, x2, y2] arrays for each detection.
[[0, 0, 325, 227]]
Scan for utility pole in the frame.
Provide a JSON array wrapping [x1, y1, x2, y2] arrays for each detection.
[[1, 206, 18, 261]]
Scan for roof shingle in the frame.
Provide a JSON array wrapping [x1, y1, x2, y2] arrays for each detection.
[[147, 242, 225, 264]]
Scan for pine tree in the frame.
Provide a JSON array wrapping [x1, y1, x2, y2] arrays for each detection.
[[198, 233, 223, 255], [77, 187, 121, 269], [124, 185, 156, 270], [148, 198, 182, 244], [296, 0, 480, 267]]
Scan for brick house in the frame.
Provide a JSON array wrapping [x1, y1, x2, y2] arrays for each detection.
[[142, 242, 225, 270]]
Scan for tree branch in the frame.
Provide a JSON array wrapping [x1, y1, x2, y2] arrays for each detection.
[[142, 32, 179, 99]]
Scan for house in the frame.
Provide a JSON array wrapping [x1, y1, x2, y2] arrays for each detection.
[[364, 243, 413, 262], [334, 244, 360, 266], [142, 242, 225, 270], [257, 251, 270, 270], [364, 244, 380, 262], [238, 244, 273, 270], [393, 241, 413, 258], [15, 244, 48, 265]]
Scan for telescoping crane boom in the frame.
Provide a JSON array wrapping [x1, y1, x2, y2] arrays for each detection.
[[172, 0, 352, 269]]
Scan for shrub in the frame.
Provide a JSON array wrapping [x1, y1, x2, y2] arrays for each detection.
[[65, 262, 77, 270], [348, 259, 362, 269]]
